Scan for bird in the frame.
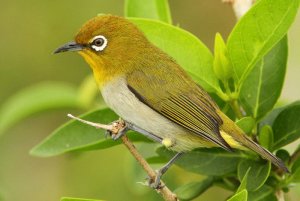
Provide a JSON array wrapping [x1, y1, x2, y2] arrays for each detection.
[[54, 14, 288, 187]]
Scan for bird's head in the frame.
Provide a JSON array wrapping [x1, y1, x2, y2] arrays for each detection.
[[54, 15, 150, 86]]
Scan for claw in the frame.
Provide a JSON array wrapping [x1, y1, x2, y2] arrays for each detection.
[[148, 152, 184, 189], [108, 119, 128, 140], [150, 171, 164, 189], [111, 125, 128, 140], [146, 170, 164, 189]]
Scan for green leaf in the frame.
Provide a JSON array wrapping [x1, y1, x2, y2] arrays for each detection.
[[174, 177, 214, 201], [272, 102, 300, 150], [292, 153, 300, 172], [30, 108, 117, 157], [237, 168, 250, 193], [258, 125, 273, 150], [238, 159, 271, 191], [227, 0, 299, 88], [248, 185, 276, 201], [275, 149, 290, 163], [260, 101, 300, 129], [239, 37, 288, 120], [291, 168, 300, 183], [0, 82, 82, 135], [129, 18, 224, 96], [259, 108, 285, 129], [30, 109, 150, 157], [157, 147, 245, 176], [125, 0, 172, 24], [227, 189, 248, 201], [61, 197, 104, 201], [290, 157, 300, 183], [146, 155, 168, 164], [236, 117, 255, 134]]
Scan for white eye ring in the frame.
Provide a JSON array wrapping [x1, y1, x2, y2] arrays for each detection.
[[90, 35, 107, 52]]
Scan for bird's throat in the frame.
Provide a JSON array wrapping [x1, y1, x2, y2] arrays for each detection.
[[78, 51, 116, 88]]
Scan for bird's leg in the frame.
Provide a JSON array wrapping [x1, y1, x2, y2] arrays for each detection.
[[126, 122, 163, 143], [150, 152, 184, 189], [110, 121, 181, 189], [119, 122, 181, 189], [67, 114, 180, 189], [107, 119, 157, 141], [107, 119, 163, 143]]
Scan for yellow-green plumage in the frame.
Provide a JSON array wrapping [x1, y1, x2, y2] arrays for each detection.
[[56, 15, 288, 172], [125, 47, 231, 151]]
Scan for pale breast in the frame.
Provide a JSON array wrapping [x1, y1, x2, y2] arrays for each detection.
[[101, 77, 212, 152]]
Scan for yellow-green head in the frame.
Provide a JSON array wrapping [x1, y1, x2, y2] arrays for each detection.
[[55, 15, 150, 87]]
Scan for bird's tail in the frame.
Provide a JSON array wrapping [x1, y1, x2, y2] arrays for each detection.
[[239, 134, 289, 172], [218, 112, 289, 173]]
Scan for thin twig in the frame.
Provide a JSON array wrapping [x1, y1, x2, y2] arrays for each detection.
[[275, 190, 285, 201], [121, 136, 178, 201], [223, 0, 254, 19], [68, 114, 178, 201], [67, 114, 113, 130]]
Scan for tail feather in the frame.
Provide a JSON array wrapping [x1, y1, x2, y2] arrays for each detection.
[[241, 135, 289, 173], [218, 112, 289, 172]]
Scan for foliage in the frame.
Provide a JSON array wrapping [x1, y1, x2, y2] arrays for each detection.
[[1, 0, 300, 200]]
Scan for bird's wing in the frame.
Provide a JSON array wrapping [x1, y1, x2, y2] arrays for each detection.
[[126, 69, 232, 151]]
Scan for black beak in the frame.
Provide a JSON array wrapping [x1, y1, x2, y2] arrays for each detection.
[[53, 41, 84, 54]]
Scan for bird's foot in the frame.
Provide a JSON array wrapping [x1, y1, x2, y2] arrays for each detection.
[[106, 119, 128, 140], [147, 152, 183, 189], [147, 170, 165, 190]]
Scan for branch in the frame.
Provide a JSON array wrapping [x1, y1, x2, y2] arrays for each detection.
[[275, 190, 285, 201], [223, 0, 254, 19], [121, 136, 178, 201], [67, 114, 178, 201]]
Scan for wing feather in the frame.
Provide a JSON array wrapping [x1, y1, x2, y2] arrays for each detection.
[[127, 68, 232, 151], [125, 46, 232, 151]]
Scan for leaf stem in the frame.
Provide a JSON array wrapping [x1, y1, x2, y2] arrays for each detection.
[[217, 90, 230, 102], [223, 79, 232, 96], [221, 0, 255, 120], [229, 99, 243, 119]]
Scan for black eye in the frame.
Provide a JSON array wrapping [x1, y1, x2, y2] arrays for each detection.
[[90, 35, 108, 51], [93, 38, 104, 47]]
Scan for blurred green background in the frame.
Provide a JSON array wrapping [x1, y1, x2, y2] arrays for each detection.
[[0, 0, 299, 201]]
